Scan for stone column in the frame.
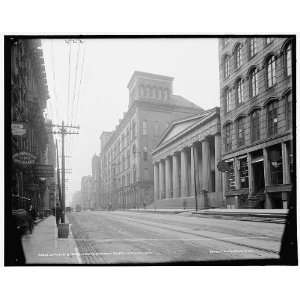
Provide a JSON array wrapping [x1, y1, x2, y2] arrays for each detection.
[[165, 157, 172, 199], [263, 148, 272, 208], [214, 134, 222, 193], [281, 142, 290, 209], [190, 146, 195, 196], [181, 149, 188, 197], [159, 160, 165, 199], [247, 153, 253, 195], [281, 142, 291, 184], [202, 138, 211, 192], [172, 153, 180, 198], [153, 163, 159, 201]]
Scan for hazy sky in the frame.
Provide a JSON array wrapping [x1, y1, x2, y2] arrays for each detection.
[[42, 38, 220, 205]]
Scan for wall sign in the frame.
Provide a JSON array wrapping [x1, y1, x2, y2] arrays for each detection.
[[11, 123, 27, 136], [13, 152, 36, 166]]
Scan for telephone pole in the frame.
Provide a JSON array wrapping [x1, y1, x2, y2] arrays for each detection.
[[48, 121, 79, 223]]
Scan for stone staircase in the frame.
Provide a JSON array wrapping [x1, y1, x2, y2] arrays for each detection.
[[247, 193, 265, 209]]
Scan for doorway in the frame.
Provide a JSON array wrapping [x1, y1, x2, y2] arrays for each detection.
[[252, 161, 265, 193]]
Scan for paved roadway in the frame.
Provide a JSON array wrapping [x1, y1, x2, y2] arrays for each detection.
[[68, 210, 285, 264]]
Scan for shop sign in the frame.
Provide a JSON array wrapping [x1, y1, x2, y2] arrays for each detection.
[[11, 123, 27, 136], [13, 152, 36, 166], [34, 164, 55, 178], [217, 160, 231, 172]]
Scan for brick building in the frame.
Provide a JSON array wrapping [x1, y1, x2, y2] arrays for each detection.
[[219, 37, 294, 208], [98, 71, 203, 210], [10, 38, 54, 214]]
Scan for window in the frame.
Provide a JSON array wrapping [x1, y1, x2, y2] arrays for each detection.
[[132, 120, 136, 139], [236, 117, 245, 147], [284, 42, 292, 77], [249, 38, 257, 58], [143, 146, 148, 161], [126, 128, 129, 146], [266, 37, 274, 45], [126, 150, 130, 169], [251, 110, 260, 142], [234, 43, 242, 69], [238, 157, 249, 188], [226, 160, 236, 191], [225, 88, 234, 112], [142, 120, 147, 135], [267, 101, 278, 136], [285, 92, 292, 129], [269, 146, 283, 185], [224, 55, 230, 79], [224, 123, 232, 152], [133, 167, 136, 183], [266, 55, 276, 88], [132, 144, 136, 158], [236, 79, 244, 104], [249, 67, 259, 98], [127, 173, 130, 186]]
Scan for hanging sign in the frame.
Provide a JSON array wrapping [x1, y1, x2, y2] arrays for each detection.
[[34, 164, 55, 178], [217, 160, 231, 172], [11, 123, 27, 136], [13, 152, 36, 166]]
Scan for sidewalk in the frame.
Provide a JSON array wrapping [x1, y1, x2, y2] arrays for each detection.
[[22, 215, 81, 264], [128, 208, 288, 222]]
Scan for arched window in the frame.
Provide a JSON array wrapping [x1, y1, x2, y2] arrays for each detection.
[[267, 100, 278, 136], [284, 42, 292, 77], [225, 88, 234, 112], [126, 150, 130, 169], [142, 120, 147, 135], [132, 144, 136, 157], [249, 38, 257, 58], [284, 91, 292, 129], [236, 78, 244, 105], [234, 43, 243, 69], [266, 55, 276, 88], [143, 146, 148, 161], [223, 123, 233, 152], [249, 67, 259, 98], [250, 110, 260, 142], [223, 55, 230, 79], [236, 117, 246, 147]]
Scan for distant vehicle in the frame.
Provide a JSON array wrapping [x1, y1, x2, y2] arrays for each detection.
[[66, 206, 72, 213], [75, 204, 81, 212]]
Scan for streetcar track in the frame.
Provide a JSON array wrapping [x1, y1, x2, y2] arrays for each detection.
[[105, 212, 280, 255]]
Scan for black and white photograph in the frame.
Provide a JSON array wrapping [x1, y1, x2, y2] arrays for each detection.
[[4, 35, 297, 266]]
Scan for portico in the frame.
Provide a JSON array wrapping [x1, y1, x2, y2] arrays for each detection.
[[151, 108, 223, 209]]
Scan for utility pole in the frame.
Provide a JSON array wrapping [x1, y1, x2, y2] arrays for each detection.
[[48, 121, 79, 223]]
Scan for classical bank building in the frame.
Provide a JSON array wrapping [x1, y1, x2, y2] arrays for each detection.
[[151, 107, 223, 209]]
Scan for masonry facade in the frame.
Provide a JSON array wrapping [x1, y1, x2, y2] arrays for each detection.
[[98, 71, 204, 210], [219, 37, 294, 209], [151, 108, 222, 209], [10, 38, 55, 215]]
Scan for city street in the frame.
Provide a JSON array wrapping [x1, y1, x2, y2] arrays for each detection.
[[68, 211, 285, 264]]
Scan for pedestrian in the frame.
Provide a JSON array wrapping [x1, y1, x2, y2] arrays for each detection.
[[55, 203, 62, 226], [28, 204, 36, 233]]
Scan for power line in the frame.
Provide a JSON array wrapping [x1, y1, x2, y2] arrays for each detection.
[[66, 42, 72, 125], [70, 42, 81, 126]]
